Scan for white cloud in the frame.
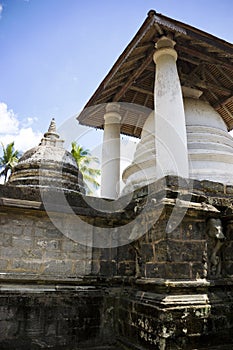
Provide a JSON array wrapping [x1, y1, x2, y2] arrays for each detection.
[[0, 128, 42, 153], [0, 102, 19, 134], [0, 102, 42, 153], [0, 3, 3, 18], [21, 116, 38, 128]]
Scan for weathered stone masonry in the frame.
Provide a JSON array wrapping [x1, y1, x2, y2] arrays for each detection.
[[0, 177, 233, 349], [1, 8, 233, 349]]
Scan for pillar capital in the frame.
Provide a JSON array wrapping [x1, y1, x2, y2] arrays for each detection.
[[156, 36, 176, 49], [153, 36, 177, 63], [105, 102, 121, 114], [104, 103, 121, 124]]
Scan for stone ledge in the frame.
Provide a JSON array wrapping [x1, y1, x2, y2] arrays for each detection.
[[0, 283, 101, 293], [136, 278, 211, 288], [0, 272, 100, 285], [134, 290, 210, 307]]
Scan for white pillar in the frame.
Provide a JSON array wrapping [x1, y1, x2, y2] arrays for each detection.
[[153, 36, 189, 178], [101, 103, 121, 199]]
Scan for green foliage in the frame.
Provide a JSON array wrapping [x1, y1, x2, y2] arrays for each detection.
[[0, 142, 21, 183], [71, 141, 100, 195]]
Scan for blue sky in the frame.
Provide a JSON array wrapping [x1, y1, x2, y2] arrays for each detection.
[[0, 0, 233, 153]]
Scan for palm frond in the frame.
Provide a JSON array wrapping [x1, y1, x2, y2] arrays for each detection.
[[0, 142, 20, 183], [71, 141, 101, 194]]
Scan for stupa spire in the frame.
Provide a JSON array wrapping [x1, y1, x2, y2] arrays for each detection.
[[44, 118, 59, 140]]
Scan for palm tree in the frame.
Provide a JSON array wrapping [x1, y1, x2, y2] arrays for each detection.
[[71, 141, 100, 195], [0, 142, 20, 183]]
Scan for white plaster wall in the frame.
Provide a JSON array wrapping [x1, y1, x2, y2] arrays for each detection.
[[122, 98, 233, 192], [122, 112, 157, 192], [185, 98, 233, 184]]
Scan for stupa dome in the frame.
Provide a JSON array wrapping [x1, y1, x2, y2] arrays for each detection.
[[185, 98, 233, 184], [8, 119, 85, 193], [122, 97, 233, 193], [122, 111, 156, 193]]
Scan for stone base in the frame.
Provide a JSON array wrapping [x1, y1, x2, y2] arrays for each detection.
[[0, 284, 115, 350], [1, 176, 233, 348], [0, 281, 233, 349], [115, 280, 233, 350]]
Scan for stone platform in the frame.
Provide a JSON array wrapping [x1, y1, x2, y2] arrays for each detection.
[[0, 176, 233, 349]]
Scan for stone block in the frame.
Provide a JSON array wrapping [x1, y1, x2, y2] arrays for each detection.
[[45, 227, 62, 238], [12, 236, 33, 249], [117, 244, 135, 261], [224, 262, 233, 275], [0, 259, 9, 270], [1, 233, 12, 247], [11, 259, 41, 273], [192, 262, 207, 279], [0, 320, 19, 338], [100, 247, 118, 261], [170, 241, 205, 262], [34, 227, 47, 238], [62, 239, 85, 253], [133, 302, 160, 319], [92, 248, 101, 260], [100, 261, 117, 276], [154, 241, 168, 261], [42, 260, 73, 276], [91, 260, 100, 275], [24, 248, 43, 259], [0, 306, 17, 321], [0, 215, 9, 225], [224, 241, 233, 261], [11, 225, 24, 236], [145, 262, 190, 279], [141, 243, 154, 262], [145, 263, 165, 278], [0, 247, 24, 259], [195, 180, 224, 194], [182, 221, 205, 240], [147, 220, 166, 242], [73, 260, 91, 276], [167, 226, 182, 240], [118, 261, 135, 276], [23, 226, 35, 236], [43, 250, 66, 260], [92, 227, 112, 248], [165, 262, 190, 278]]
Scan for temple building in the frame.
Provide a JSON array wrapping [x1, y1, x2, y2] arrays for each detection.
[[78, 10, 233, 198], [0, 10, 233, 350]]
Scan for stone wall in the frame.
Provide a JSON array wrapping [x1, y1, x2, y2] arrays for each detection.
[[0, 178, 233, 349], [0, 208, 92, 281], [136, 216, 207, 280], [0, 287, 105, 350]]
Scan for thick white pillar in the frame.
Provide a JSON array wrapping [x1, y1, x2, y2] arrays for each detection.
[[101, 103, 121, 199], [153, 37, 189, 178]]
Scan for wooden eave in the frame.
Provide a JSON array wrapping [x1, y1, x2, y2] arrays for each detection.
[[78, 10, 233, 137]]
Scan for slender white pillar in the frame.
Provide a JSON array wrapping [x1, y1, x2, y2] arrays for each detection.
[[101, 103, 121, 199], [153, 37, 189, 178]]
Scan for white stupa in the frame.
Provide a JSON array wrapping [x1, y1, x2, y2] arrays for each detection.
[[123, 92, 233, 192]]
